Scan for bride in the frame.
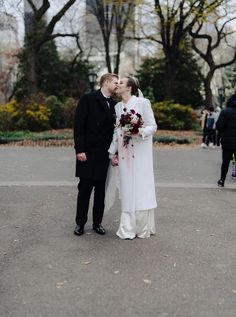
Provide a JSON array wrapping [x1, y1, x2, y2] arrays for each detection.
[[107, 76, 157, 239]]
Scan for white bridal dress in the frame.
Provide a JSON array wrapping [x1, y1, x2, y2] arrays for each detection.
[[106, 95, 157, 239]]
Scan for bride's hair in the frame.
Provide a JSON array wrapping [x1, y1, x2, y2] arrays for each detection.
[[125, 76, 140, 96]]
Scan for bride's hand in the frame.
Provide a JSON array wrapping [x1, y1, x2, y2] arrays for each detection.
[[111, 154, 119, 166]]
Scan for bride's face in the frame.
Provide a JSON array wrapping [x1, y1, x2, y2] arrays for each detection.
[[116, 78, 131, 96]]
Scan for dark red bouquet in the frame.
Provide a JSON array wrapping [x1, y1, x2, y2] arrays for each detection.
[[116, 108, 144, 147]]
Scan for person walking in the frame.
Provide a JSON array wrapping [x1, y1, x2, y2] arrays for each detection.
[[200, 107, 209, 148], [205, 106, 218, 148], [216, 94, 236, 187], [73, 73, 119, 236], [107, 76, 157, 239]]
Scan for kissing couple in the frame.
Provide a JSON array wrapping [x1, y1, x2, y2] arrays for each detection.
[[74, 73, 157, 240]]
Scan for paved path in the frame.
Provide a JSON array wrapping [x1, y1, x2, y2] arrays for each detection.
[[0, 146, 235, 188], [0, 146, 236, 317]]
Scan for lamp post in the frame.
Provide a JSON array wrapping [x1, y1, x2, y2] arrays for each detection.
[[218, 87, 225, 108], [88, 72, 97, 92]]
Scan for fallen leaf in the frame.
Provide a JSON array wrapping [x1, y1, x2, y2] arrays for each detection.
[[83, 261, 91, 265], [56, 282, 64, 289], [143, 279, 152, 284]]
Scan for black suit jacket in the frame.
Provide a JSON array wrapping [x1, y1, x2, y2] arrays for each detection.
[[74, 89, 116, 180], [216, 106, 236, 150]]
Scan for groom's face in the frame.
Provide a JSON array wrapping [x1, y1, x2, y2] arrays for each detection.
[[106, 77, 119, 95]]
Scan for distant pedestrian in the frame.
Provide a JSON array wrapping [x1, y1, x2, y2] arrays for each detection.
[[216, 94, 236, 187], [200, 107, 209, 148], [205, 106, 218, 148], [215, 106, 222, 146]]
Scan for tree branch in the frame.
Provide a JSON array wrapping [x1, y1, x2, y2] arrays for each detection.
[[26, 0, 37, 12], [34, 0, 50, 21], [44, 0, 77, 38], [215, 51, 236, 70], [50, 32, 82, 51]]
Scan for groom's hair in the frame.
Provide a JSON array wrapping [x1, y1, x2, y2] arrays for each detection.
[[125, 76, 139, 96], [100, 73, 119, 87]]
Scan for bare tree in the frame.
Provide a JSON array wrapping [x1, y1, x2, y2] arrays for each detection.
[[113, 2, 134, 74], [136, 0, 227, 100], [23, 0, 80, 95], [87, 0, 135, 74], [189, 17, 236, 107]]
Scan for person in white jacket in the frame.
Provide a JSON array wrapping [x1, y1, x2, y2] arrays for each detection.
[[107, 76, 157, 239]]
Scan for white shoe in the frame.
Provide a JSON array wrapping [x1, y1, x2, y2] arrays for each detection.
[[209, 143, 215, 148], [200, 143, 207, 148]]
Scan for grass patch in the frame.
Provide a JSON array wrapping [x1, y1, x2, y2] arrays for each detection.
[[153, 135, 193, 144], [0, 130, 72, 144], [0, 129, 198, 146]]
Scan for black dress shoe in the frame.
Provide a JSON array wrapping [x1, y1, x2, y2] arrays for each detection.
[[217, 179, 224, 187], [74, 224, 84, 236], [93, 224, 106, 235]]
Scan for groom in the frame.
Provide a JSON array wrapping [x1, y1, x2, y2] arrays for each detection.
[[73, 73, 119, 236]]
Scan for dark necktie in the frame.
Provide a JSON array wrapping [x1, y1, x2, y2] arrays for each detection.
[[105, 97, 111, 109]]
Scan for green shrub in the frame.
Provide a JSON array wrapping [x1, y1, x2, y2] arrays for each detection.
[[153, 135, 192, 144], [0, 100, 16, 131], [62, 97, 77, 128], [45, 95, 63, 129], [0, 97, 51, 131], [152, 101, 198, 130]]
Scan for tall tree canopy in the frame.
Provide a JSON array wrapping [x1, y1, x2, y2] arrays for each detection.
[[22, 0, 80, 96], [137, 40, 203, 108], [189, 14, 236, 107], [138, 0, 227, 100]]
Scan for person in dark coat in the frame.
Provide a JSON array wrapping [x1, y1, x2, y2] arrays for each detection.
[[216, 94, 236, 187], [73, 73, 119, 235]]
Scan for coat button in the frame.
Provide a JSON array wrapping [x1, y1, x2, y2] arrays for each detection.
[[132, 155, 135, 158]]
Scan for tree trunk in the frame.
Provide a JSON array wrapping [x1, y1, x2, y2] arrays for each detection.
[[164, 50, 176, 100], [204, 70, 214, 108], [114, 39, 122, 74], [104, 41, 112, 73], [25, 44, 38, 95]]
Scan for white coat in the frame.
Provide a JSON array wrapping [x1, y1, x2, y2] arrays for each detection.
[[108, 95, 157, 213]]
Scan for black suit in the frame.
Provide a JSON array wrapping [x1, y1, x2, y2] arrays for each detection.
[[74, 90, 116, 226], [216, 105, 236, 182]]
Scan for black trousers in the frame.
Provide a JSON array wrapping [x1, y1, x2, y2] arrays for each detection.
[[75, 178, 106, 226], [220, 149, 236, 181], [206, 129, 216, 145]]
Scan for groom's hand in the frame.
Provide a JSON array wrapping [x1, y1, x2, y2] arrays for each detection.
[[77, 152, 87, 161]]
